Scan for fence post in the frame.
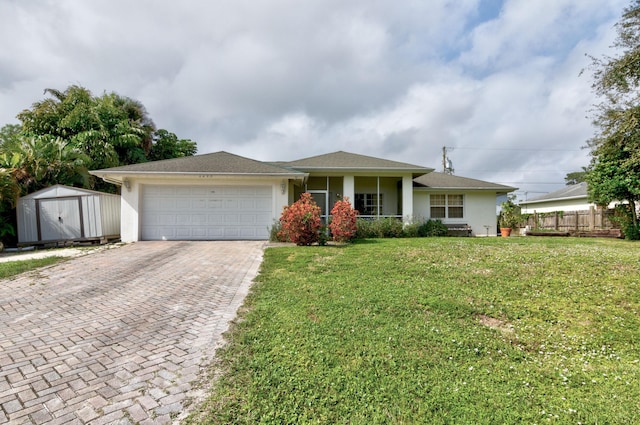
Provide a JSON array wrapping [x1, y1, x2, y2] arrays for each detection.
[[575, 211, 579, 231], [589, 206, 595, 230], [554, 211, 559, 230]]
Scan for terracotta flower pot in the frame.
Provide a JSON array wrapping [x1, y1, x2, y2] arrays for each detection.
[[500, 227, 512, 237]]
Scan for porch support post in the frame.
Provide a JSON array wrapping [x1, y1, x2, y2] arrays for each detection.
[[343, 175, 355, 204], [402, 175, 413, 224]]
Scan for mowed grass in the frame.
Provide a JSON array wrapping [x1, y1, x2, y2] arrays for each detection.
[[0, 256, 64, 279], [187, 237, 640, 425]]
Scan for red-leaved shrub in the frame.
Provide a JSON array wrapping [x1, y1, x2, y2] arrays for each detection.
[[329, 197, 358, 243], [278, 192, 322, 245]]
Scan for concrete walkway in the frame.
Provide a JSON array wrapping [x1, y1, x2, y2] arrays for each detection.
[[0, 241, 265, 424]]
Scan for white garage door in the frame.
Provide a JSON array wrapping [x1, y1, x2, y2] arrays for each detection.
[[141, 185, 273, 240]]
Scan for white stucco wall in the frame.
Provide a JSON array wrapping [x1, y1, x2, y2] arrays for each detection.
[[413, 191, 500, 236], [520, 198, 592, 214], [119, 176, 289, 242]]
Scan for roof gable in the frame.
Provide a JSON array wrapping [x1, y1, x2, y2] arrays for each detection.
[[91, 151, 304, 175], [20, 184, 117, 199], [414, 172, 517, 192], [282, 151, 432, 173]]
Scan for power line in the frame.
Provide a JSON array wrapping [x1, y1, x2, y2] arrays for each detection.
[[450, 146, 584, 152], [457, 169, 576, 173]]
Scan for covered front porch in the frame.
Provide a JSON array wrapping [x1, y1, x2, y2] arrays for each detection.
[[292, 174, 415, 222]]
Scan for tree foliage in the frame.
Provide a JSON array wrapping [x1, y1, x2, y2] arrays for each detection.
[[17, 86, 156, 170], [586, 1, 640, 239], [564, 168, 588, 186], [148, 129, 197, 161], [0, 124, 21, 152]]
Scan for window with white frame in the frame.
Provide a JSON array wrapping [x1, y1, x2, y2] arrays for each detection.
[[430, 194, 464, 219], [355, 193, 383, 215]]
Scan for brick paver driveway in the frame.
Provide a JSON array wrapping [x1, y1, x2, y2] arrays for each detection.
[[0, 241, 265, 425]]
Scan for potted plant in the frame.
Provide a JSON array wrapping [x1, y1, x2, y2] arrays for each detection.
[[499, 196, 522, 237]]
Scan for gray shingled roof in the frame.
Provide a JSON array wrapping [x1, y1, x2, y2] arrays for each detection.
[[520, 182, 587, 204], [91, 151, 305, 176], [281, 151, 433, 175], [414, 172, 517, 192]]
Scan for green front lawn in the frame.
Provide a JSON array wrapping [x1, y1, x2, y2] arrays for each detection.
[[0, 256, 65, 279], [187, 237, 640, 424]]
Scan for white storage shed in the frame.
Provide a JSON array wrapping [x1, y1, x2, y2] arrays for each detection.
[[17, 184, 120, 245]]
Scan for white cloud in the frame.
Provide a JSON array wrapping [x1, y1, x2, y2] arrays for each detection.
[[0, 0, 631, 195]]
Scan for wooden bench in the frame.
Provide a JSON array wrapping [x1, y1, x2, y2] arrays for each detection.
[[444, 223, 472, 237]]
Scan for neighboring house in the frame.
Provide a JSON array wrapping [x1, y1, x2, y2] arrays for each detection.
[[520, 182, 592, 214], [90, 151, 516, 241]]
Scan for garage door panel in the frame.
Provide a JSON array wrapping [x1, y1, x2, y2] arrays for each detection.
[[255, 198, 272, 210], [191, 228, 207, 238], [189, 187, 211, 196], [192, 199, 207, 209], [157, 214, 177, 225], [207, 227, 224, 238], [191, 214, 207, 224], [224, 214, 239, 224], [145, 186, 175, 196], [142, 185, 272, 240], [207, 215, 224, 224], [175, 214, 192, 225], [142, 226, 175, 239], [175, 199, 192, 209]]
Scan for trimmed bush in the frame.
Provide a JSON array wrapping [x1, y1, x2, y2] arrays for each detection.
[[355, 217, 404, 239], [329, 197, 358, 243], [268, 221, 287, 242], [417, 219, 449, 237], [278, 193, 322, 245], [355, 218, 449, 239]]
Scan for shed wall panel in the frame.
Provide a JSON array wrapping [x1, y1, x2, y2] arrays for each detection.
[[17, 199, 38, 243], [100, 195, 121, 236]]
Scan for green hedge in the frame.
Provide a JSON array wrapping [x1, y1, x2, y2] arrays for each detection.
[[355, 218, 448, 239]]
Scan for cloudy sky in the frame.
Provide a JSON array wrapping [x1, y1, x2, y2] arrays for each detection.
[[0, 0, 630, 199]]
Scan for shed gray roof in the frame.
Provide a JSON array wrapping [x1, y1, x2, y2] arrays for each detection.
[[91, 151, 305, 176], [520, 182, 587, 204], [414, 172, 517, 192], [281, 151, 433, 175], [20, 184, 118, 199]]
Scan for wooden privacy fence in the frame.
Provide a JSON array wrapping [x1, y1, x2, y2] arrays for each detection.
[[523, 207, 618, 233]]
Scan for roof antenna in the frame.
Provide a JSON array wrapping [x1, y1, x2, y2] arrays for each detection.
[[442, 146, 454, 175]]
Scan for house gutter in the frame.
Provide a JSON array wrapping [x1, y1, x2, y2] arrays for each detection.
[[89, 170, 308, 184]]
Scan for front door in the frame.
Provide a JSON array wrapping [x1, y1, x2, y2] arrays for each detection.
[[308, 190, 329, 223]]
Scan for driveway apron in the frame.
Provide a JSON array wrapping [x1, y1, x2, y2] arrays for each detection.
[[0, 241, 265, 425]]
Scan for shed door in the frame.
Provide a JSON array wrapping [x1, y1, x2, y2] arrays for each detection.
[[141, 185, 273, 240], [39, 198, 82, 241]]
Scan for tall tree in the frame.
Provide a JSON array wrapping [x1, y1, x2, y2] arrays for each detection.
[[586, 0, 640, 239], [564, 168, 588, 186], [17, 85, 157, 170], [148, 129, 197, 161], [0, 135, 90, 195]]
